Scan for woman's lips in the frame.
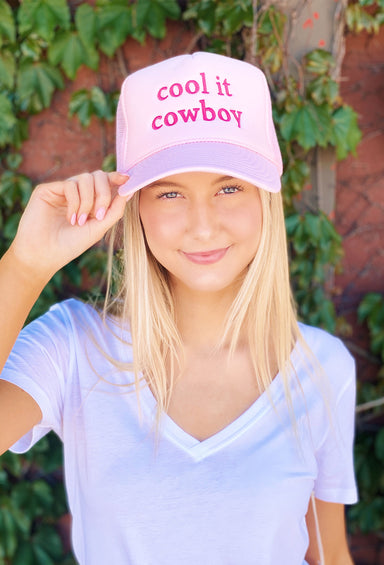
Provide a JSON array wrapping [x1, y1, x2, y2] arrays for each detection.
[[181, 247, 229, 265]]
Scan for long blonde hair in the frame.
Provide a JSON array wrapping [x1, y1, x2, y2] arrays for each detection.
[[103, 185, 304, 419]]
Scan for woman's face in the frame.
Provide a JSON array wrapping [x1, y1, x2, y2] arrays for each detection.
[[139, 172, 263, 297]]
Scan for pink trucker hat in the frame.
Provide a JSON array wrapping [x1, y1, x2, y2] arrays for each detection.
[[116, 52, 283, 196]]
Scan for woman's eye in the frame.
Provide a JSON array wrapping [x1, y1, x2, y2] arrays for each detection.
[[158, 191, 180, 199], [218, 185, 242, 195]]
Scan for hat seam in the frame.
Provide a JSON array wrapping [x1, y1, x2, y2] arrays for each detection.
[[125, 139, 280, 172]]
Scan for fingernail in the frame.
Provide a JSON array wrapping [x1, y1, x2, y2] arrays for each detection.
[[70, 213, 77, 226], [78, 213, 88, 226], [96, 207, 106, 221]]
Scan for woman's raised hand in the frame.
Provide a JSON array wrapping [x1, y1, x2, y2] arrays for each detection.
[[8, 170, 130, 282]]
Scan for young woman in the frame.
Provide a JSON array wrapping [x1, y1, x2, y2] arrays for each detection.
[[0, 52, 357, 564]]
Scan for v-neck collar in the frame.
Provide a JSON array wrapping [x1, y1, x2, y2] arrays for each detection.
[[140, 370, 286, 461], [115, 321, 302, 461]]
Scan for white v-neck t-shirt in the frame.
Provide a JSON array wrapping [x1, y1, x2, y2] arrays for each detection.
[[1, 299, 357, 565]]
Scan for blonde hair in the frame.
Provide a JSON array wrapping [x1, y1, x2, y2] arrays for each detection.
[[103, 185, 305, 420]]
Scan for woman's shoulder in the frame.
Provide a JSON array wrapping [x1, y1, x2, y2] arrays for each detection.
[[298, 321, 353, 358], [28, 299, 129, 343], [297, 321, 355, 385], [33, 298, 101, 332]]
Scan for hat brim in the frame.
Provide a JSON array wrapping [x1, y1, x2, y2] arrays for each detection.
[[118, 141, 281, 197]]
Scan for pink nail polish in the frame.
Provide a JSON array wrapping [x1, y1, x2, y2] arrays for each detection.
[[71, 213, 77, 226], [78, 213, 88, 226], [96, 207, 106, 221]]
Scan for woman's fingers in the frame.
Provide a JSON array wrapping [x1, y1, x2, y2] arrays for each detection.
[[64, 171, 129, 227], [92, 170, 111, 222], [63, 180, 80, 225]]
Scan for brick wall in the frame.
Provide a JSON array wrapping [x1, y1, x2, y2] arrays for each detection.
[[335, 26, 384, 383]]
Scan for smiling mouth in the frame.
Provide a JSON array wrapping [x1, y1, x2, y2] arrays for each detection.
[[181, 247, 229, 265]]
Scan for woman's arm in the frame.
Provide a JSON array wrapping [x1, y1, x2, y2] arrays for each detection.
[[0, 171, 128, 455], [305, 498, 354, 565]]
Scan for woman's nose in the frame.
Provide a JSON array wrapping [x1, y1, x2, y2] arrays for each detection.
[[187, 200, 218, 241]]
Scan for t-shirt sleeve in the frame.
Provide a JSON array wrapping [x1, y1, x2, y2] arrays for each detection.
[[0, 302, 72, 453], [313, 341, 358, 504]]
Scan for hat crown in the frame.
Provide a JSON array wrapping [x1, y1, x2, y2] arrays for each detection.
[[116, 52, 283, 195]]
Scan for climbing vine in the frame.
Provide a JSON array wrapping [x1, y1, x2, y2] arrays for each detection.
[[0, 0, 383, 562]]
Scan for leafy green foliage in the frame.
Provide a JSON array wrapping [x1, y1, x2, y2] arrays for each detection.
[[286, 212, 343, 331], [348, 293, 384, 534], [278, 49, 361, 159], [346, 0, 384, 33], [0, 436, 75, 565], [48, 30, 99, 79], [0, 49, 15, 89], [17, 0, 70, 42], [135, 0, 181, 39], [332, 105, 362, 159], [0, 0, 15, 45], [280, 101, 333, 150], [184, 0, 253, 36], [16, 61, 64, 113], [69, 87, 119, 127], [0, 94, 17, 147], [349, 428, 384, 532], [93, 0, 133, 55], [358, 293, 384, 365]]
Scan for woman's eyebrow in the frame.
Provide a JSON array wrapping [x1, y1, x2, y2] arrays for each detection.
[[213, 175, 236, 184], [145, 180, 182, 190]]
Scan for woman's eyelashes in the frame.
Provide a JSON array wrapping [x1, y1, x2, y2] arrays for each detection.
[[218, 184, 244, 195], [156, 191, 180, 199], [156, 184, 244, 200]]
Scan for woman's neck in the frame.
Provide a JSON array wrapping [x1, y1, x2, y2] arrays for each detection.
[[172, 285, 239, 352]]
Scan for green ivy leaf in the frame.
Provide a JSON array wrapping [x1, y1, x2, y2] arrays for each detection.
[[282, 159, 310, 198], [0, 49, 15, 89], [3, 508, 18, 556], [34, 524, 64, 559], [285, 213, 301, 235], [183, 0, 217, 35], [17, 0, 70, 41], [0, 92, 17, 147], [16, 60, 64, 113], [260, 44, 283, 74], [48, 31, 99, 79], [216, 1, 253, 35], [303, 213, 321, 243], [9, 118, 29, 149], [280, 102, 332, 150], [69, 87, 113, 127], [0, 0, 16, 45], [307, 75, 339, 105], [258, 6, 286, 37], [135, 0, 171, 39], [5, 153, 22, 170], [20, 36, 47, 62], [304, 49, 334, 75], [291, 220, 308, 254], [358, 293, 384, 322], [318, 299, 336, 333], [13, 542, 35, 565], [95, 0, 133, 57], [346, 4, 382, 34], [75, 3, 97, 50], [0, 170, 32, 208], [32, 544, 55, 565], [332, 105, 362, 159], [3, 212, 22, 241]]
